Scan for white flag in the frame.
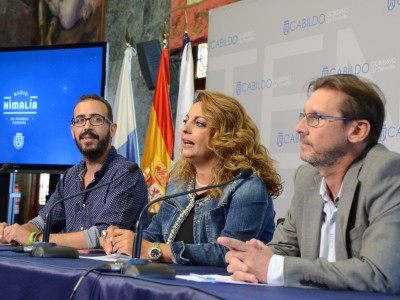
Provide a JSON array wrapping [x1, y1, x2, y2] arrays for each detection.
[[174, 35, 194, 160], [112, 47, 140, 164]]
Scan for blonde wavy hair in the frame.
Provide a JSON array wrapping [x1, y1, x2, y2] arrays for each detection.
[[171, 90, 282, 199]]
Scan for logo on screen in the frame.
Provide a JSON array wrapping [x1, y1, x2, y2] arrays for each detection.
[[2, 90, 38, 125], [387, 0, 400, 11], [235, 79, 273, 96], [380, 123, 400, 142], [13, 133, 24, 149], [321, 62, 370, 76], [283, 14, 326, 36], [209, 35, 238, 50], [276, 132, 300, 148]]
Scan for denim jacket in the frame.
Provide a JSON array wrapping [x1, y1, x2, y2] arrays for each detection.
[[143, 174, 276, 266]]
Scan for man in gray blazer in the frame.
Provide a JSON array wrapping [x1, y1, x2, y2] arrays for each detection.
[[218, 74, 400, 295]]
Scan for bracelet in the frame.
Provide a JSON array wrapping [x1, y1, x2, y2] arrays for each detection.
[[28, 232, 39, 246], [35, 233, 42, 243]]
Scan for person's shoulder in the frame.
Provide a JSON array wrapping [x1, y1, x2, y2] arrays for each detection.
[[110, 152, 141, 171], [166, 177, 186, 192], [105, 156, 146, 184], [365, 143, 400, 164], [233, 173, 266, 192], [244, 173, 264, 184], [231, 173, 260, 185], [64, 160, 84, 176], [295, 163, 318, 176], [291, 164, 320, 186]]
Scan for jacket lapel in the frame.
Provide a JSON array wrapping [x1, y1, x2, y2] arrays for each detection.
[[302, 174, 324, 259], [335, 159, 363, 260]]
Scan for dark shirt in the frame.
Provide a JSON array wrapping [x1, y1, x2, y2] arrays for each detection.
[[31, 146, 148, 248], [175, 193, 207, 244]]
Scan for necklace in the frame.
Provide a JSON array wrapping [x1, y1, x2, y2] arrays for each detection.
[[167, 178, 211, 244], [195, 176, 208, 187], [167, 191, 195, 244]]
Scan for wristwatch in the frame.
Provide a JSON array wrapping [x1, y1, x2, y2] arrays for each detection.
[[149, 242, 162, 262]]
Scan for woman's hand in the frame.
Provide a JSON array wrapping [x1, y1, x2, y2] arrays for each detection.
[[141, 240, 173, 263]]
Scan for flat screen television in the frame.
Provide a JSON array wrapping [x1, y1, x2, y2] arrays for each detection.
[[0, 42, 108, 173]]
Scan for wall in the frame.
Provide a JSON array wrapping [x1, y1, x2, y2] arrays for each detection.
[[207, 0, 400, 219], [104, 0, 180, 159]]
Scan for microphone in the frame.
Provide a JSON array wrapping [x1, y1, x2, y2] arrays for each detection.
[[117, 168, 253, 279], [11, 246, 34, 253], [0, 162, 12, 172], [0, 245, 34, 253], [31, 163, 139, 258]]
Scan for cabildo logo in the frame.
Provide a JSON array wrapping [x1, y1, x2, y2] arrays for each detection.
[[380, 123, 400, 142], [277, 131, 300, 148], [321, 62, 370, 76], [236, 78, 273, 96], [209, 35, 238, 50], [3, 90, 38, 125], [283, 13, 326, 36], [209, 31, 256, 50], [388, 0, 400, 11], [13, 133, 24, 150]]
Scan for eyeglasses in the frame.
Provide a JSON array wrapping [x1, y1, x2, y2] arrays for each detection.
[[71, 115, 112, 127], [299, 112, 355, 127]]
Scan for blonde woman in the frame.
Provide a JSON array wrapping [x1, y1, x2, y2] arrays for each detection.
[[102, 90, 282, 267]]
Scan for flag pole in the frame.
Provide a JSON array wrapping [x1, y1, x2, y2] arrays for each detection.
[[163, 21, 168, 49], [125, 26, 131, 47], [173, 14, 195, 160]]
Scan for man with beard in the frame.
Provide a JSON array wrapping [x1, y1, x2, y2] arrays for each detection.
[[218, 74, 400, 295], [0, 94, 148, 249]]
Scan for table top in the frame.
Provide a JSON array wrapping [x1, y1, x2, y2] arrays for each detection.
[[0, 246, 398, 300]]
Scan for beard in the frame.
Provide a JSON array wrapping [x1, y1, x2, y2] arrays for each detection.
[[75, 130, 110, 162], [300, 138, 347, 168], [302, 149, 346, 168]]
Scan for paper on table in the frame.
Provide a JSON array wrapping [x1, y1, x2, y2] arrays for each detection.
[[177, 274, 268, 286], [79, 253, 128, 262]]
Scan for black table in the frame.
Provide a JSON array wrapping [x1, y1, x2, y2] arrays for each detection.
[[0, 248, 398, 300]]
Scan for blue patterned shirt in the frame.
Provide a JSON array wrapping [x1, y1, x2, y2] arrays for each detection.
[[30, 146, 148, 248]]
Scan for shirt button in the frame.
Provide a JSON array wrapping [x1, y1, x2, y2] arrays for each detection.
[[80, 227, 84, 230], [82, 204, 86, 208]]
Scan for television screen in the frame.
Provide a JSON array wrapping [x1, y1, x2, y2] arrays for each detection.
[[0, 42, 108, 173]]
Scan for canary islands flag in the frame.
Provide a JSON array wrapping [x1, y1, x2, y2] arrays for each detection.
[[112, 46, 140, 164]]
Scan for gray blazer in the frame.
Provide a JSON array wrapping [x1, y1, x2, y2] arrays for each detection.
[[269, 143, 400, 294]]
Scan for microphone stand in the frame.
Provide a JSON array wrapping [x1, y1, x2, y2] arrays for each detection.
[[0, 162, 13, 172], [31, 164, 139, 258], [117, 169, 253, 278]]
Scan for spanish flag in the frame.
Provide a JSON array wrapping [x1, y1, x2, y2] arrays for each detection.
[[141, 47, 174, 211]]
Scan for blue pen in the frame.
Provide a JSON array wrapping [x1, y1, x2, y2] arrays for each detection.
[[189, 273, 216, 281]]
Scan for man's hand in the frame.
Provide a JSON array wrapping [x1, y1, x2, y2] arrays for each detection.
[[0, 223, 8, 244], [100, 226, 134, 256], [218, 237, 274, 284], [3, 224, 32, 246]]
